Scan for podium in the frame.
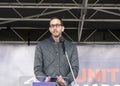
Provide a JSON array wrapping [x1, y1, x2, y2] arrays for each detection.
[[32, 82, 56, 86]]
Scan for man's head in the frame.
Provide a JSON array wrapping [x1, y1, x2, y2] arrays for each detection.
[[49, 17, 64, 38]]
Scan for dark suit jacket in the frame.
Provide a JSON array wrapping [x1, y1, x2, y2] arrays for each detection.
[[34, 36, 79, 85]]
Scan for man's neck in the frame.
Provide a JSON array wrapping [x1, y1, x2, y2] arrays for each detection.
[[52, 36, 61, 42]]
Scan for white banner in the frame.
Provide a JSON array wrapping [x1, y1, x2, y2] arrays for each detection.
[[0, 44, 120, 86]]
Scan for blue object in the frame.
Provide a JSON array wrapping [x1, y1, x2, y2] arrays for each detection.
[[32, 82, 56, 86]]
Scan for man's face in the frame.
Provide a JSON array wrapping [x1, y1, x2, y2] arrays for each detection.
[[49, 18, 64, 38]]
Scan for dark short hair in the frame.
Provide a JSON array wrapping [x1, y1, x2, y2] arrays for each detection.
[[49, 17, 63, 26]]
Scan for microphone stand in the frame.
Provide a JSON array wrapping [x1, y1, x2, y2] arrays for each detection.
[[59, 37, 78, 86], [65, 51, 78, 86]]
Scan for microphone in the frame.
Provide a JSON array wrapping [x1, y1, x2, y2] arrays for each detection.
[[59, 37, 78, 86], [59, 37, 65, 54]]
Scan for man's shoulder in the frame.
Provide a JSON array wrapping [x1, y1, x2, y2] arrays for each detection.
[[65, 39, 74, 46], [37, 38, 49, 46]]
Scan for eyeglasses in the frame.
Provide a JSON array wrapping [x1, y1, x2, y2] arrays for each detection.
[[50, 24, 62, 28]]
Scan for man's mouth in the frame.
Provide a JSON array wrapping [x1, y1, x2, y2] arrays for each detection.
[[53, 30, 58, 34]]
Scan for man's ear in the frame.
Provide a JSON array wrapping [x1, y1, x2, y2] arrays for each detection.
[[62, 26, 64, 32], [49, 27, 51, 33]]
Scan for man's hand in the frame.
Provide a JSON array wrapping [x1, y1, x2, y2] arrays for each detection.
[[56, 76, 66, 86], [44, 76, 51, 82]]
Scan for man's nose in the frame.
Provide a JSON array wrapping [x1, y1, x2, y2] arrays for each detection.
[[53, 26, 58, 29]]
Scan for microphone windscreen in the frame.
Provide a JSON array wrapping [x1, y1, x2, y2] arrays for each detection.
[[59, 37, 64, 43]]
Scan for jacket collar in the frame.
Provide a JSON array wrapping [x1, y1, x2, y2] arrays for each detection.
[[49, 36, 65, 43]]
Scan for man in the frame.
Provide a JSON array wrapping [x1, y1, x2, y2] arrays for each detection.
[[34, 17, 79, 86]]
